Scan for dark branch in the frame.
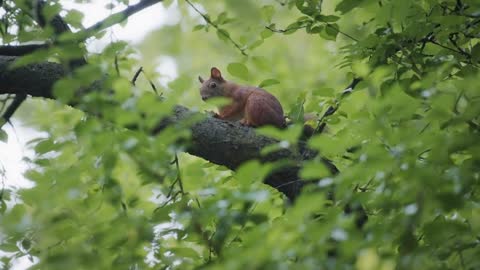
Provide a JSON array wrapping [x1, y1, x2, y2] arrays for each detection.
[[0, 56, 63, 98], [73, 0, 164, 42], [131, 67, 159, 95], [1, 92, 26, 127], [0, 44, 49, 56], [34, 0, 71, 35], [33, 0, 86, 69], [132, 67, 144, 85]]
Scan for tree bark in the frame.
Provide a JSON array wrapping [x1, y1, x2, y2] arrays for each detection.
[[0, 56, 336, 200]]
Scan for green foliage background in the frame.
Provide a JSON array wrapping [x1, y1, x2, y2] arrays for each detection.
[[1, 0, 480, 269]]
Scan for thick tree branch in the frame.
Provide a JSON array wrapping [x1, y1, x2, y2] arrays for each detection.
[[0, 44, 49, 56], [0, 56, 335, 200], [0, 56, 64, 98]]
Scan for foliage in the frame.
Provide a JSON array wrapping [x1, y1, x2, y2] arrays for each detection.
[[1, 0, 480, 269]]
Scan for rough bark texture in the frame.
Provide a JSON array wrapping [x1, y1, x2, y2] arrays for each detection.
[[0, 56, 335, 200], [0, 56, 65, 98]]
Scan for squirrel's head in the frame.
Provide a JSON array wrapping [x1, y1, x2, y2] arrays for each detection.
[[198, 67, 226, 101]]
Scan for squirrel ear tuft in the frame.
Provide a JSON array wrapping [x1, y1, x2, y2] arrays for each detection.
[[198, 76, 204, 83], [211, 67, 222, 79]]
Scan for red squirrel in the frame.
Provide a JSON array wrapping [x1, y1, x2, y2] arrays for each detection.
[[198, 67, 286, 128]]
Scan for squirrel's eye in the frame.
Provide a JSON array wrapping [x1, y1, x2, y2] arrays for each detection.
[[210, 82, 217, 88]]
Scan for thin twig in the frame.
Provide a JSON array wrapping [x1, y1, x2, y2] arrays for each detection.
[[185, 0, 247, 56], [131, 66, 159, 95], [226, 203, 258, 248], [0, 93, 26, 128], [173, 153, 184, 194], [131, 67, 143, 85], [323, 23, 359, 42], [114, 54, 120, 76], [429, 39, 471, 58], [265, 25, 306, 33], [265, 22, 359, 42], [313, 78, 362, 135], [448, 34, 469, 57]]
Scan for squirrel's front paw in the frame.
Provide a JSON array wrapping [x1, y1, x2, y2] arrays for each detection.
[[239, 119, 250, 126]]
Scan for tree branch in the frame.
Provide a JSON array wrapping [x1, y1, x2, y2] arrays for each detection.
[[1, 92, 26, 127], [73, 0, 165, 42], [0, 44, 49, 56], [0, 56, 336, 200]]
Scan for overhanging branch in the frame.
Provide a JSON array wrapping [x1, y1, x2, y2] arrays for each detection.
[[74, 0, 165, 42]]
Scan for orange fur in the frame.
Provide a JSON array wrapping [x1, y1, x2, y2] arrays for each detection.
[[199, 67, 285, 128]]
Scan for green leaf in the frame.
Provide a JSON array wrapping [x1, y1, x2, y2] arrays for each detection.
[[64, 9, 84, 29], [168, 74, 193, 92], [471, 43, 480, 62], [235, 160, 272, 186], [162, 0, 175, 7], [193, 24, 205, 31], [53, 78, 78, 104], [215, 12, 229, 25], [258, 79, 280, 88], [227, 63, 249, 80], [313, 87, 335, 97], [216, 28, 230, 42], [300, 161, 331, 179], [0, 199, 7, 214], [320, 24, 339, 41], [296, 0, 321, 16], [256, 124, 302, 143], [248, 39, 264, 50], [335, 0, 365, 14], [252, 56, 270, 71], [260, 29, 274, 39], [288, 93, 306, 123], [34, 139, 57, 154], [315, 14, 340, 22], [261, 5, 275, 22], [0, 129, 8, 143]]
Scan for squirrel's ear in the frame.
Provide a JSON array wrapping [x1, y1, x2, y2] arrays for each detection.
[[211, 67, 222, 79], [198, 76, 204, 83]]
